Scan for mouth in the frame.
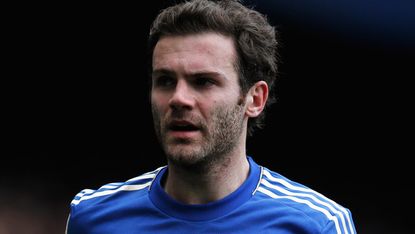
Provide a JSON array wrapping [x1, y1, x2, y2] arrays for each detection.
[[166, 120, 201, 138], [169, 124, 199, 131], [168, 120, 200, 131]]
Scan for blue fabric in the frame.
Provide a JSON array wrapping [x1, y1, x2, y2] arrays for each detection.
[[67, 157, 356, 234]]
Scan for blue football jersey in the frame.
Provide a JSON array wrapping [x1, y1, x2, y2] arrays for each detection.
[[67, 157, 356, 234]]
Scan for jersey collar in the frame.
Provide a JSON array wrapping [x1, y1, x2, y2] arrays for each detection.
[[148, 156, 262, 221]]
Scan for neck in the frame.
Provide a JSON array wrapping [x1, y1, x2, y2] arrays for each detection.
[[164, 147, 250, 205]]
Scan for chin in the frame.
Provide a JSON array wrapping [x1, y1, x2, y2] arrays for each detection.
[[167, 148, 199, 162], [165, 145, 206, 164]]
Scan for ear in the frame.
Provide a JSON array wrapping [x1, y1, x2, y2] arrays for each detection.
[[245, 81, 269, 118]]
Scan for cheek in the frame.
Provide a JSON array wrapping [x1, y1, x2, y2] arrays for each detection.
[[204, 101, 226, 120], [151, 93, 169, 112], [151, 96, 165, 118]]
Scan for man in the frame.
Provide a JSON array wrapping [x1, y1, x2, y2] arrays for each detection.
[[67, 0, 356, 233]]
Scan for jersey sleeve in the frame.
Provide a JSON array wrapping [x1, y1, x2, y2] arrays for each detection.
[[321, 208, 356, 234]]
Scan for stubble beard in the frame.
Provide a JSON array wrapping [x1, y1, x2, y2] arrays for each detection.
[[152, 102, 245, 173]]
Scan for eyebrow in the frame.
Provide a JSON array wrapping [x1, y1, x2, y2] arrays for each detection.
[[152, 69, 175, 77], [152, 69, 227, 80]]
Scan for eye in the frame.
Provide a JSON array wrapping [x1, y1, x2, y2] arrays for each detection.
[[194, 77, 215, 87], [153, 76, 176, 88]]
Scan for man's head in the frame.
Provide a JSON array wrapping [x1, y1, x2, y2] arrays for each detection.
[[148, 0, 279, 136], [151, 32, 256, 169]]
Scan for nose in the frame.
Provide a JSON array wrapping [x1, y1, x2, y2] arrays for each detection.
[[168, 80, 194, 110]]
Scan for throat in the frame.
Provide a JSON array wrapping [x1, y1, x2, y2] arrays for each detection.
[[163, 155, 250, 204]]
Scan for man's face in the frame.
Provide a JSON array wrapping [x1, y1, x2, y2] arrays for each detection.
[[151, 32, 247, 167]]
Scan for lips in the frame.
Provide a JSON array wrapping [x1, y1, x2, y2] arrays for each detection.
[[165, 120, 201, 139], [167, 120, 200, 131]]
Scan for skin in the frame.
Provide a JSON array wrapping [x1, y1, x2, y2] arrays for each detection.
[[151, 32, 268, 204]]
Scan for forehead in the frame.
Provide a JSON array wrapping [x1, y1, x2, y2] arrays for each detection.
[[153, 33, 237, 72]]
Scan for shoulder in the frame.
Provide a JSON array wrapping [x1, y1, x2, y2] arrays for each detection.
[[66, 167, 166, 234], [254, 167, 356, 234], [70, 166, 164, 209]]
